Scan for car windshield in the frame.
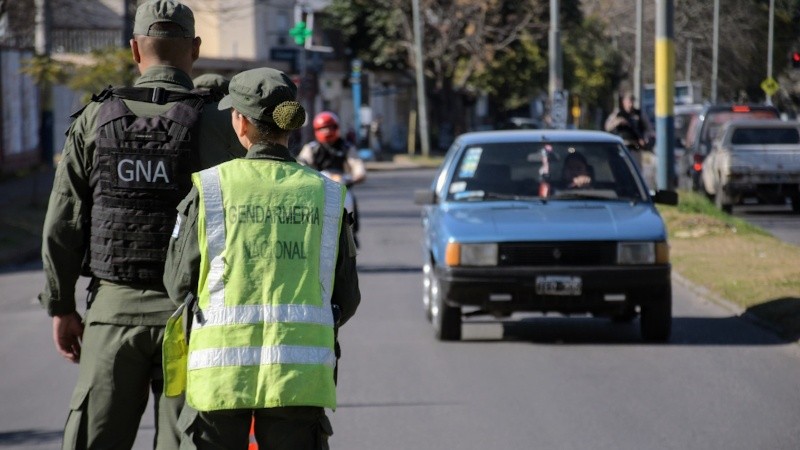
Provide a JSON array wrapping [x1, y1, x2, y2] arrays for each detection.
[[446, 141, 647, 202]]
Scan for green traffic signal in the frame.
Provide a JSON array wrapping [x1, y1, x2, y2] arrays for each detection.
[[289, 22, 312, 45]]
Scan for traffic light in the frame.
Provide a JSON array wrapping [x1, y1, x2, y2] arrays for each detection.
[[791, 51, 800, 68]]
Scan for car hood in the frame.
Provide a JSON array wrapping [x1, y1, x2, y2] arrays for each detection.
[[439, 200, 667, 242]]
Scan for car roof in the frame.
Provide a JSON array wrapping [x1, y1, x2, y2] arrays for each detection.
[[454, 129, 624, 146], [675, 103, 704, 114]]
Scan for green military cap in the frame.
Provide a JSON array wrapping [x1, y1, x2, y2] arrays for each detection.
[[218, 68, 305, 130], [193, 73, 230, 94], [133, 0, 195, 38]]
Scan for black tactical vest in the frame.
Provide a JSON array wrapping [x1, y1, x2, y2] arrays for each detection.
[[87, 87, 210, 285], [311, 139, 349, 173]]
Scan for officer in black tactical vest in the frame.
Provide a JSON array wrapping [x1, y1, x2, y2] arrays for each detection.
[[38, 1, 245, 448]]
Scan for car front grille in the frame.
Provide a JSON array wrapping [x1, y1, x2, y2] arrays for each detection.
[[498, 242, 616, 266]]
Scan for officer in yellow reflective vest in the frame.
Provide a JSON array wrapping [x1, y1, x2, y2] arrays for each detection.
[[162, 67, 360, 449]]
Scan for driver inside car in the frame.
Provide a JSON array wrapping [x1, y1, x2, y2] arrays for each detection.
[[559, 152, 593, 189]]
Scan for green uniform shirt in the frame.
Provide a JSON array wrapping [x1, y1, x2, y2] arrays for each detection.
[[40, 65, 246, 325], [163, 142, 361, 326]]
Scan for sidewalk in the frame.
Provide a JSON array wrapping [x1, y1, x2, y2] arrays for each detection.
[[0, 166, 55, 268]]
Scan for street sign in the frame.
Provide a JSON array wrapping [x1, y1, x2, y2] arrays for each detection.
[[761, 77, 779, 96], [551, 90, 568, 130]]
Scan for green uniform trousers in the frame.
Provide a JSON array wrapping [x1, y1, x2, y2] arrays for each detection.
[[179, 406, 332, 450], [62, 322, 183, 449]]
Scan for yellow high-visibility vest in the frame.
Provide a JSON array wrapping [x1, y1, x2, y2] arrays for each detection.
[[164, 158, 345, 411]]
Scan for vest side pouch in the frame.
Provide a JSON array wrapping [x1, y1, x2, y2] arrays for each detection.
[[163, 303, 187, 397]]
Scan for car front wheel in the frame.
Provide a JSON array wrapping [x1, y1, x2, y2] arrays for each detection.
[[430, 274, 461, 341], [640, 288, 672, 342], [714, 179, 732, 214]]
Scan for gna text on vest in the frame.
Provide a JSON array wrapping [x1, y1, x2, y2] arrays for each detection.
[[117, 158, 171, 183], [226, 204, 321, 225]]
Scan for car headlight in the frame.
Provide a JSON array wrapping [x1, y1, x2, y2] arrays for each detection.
[[445, 242, 498, 266], [617, 242, 670, 264]]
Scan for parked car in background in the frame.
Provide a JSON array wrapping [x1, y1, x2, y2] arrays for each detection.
[[701, 119, 800, 213], [414, 130, 678, 342], [673, 104, 704, 182], [679, 104, 780, 191]]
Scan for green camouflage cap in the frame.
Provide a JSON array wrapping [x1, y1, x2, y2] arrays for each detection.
[[133, 0, 195, 38], [218, 68, 305, 130]]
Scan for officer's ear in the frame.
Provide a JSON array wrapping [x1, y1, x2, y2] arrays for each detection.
[[131, 38, 142, 64], [191, 37, 201, 62]]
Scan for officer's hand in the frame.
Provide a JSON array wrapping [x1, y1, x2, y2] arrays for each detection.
[[53, 312, 84, 363]]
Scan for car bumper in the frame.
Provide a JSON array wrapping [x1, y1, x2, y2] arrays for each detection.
[[436, 265, 671, 315]]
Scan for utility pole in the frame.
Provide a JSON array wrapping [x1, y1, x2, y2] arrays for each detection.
[[548, 0, 564, 128], [634, 0, 642, 108], [655, 0, 675, 190], [123, 0, 135, 47], [711, 0, 719, 103], [766, 0, 774, 105], [685, 40, 692, 84], [411, 0, 430, 156], [35, 0, 53, 166]]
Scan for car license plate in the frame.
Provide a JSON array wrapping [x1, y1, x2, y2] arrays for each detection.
[[535, 276, 582, 296]]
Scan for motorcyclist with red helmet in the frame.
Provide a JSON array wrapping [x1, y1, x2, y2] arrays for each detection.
[[298, 111, 367, 185], [298, 111, 366, 245]]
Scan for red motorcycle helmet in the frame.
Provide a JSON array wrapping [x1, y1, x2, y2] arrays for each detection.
[[313, 111, 340, 144]]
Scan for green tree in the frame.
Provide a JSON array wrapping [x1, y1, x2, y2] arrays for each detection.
[[562, 16, 624, 125], [67, 47, 137, 102], [326, 0, 544, 148]]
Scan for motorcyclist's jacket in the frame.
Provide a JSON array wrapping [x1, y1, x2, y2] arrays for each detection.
[[305, 139, 350, 172], [164, 158, 346, 410], [88, 88, 211, 284]]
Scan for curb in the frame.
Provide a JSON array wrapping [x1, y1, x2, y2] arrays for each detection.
[[672, 270, 796, 343]]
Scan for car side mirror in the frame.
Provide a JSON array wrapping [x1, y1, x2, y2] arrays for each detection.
[[414, 189, 436, 205], [652, 190, 678, 206]]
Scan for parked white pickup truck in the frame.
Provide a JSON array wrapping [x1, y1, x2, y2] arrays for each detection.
[[701, 119, 800, 213]]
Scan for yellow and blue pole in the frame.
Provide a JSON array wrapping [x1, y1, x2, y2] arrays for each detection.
[[655, 0, 675, 190]]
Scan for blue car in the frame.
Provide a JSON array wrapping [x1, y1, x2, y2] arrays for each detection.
[[414, 130, 678, 342]]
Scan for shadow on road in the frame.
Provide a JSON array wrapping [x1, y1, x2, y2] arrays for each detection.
[[356, 264, 421, 274], [746, 297, 800, 341], [459, 315, 793, 346], [0, 429, 62, 446]]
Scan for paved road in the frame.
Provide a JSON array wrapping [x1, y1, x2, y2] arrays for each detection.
[[1, 169, 799, 449], [733, 201, 800, 246]]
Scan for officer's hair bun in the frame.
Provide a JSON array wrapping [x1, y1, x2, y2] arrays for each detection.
[[273, 101, 306, 131]]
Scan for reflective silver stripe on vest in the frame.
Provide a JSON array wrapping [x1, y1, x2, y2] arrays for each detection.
[[319, 177, 343, 304], [188, 345, 337, 370], [199, 167, 227, 310], [192, 304, 332, 328]]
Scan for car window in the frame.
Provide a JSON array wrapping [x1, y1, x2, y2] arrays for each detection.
[[433, 141, 461, 198], [731, 127, 800, 145], [446, 141, 647, 202], [701, 110, 779, 149]]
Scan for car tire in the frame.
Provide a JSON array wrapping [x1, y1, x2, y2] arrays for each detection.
[[430, 274, 461, 341], [715, 182, 732, 214], [640, 288, 672, 342], [422, 261, 433, 322]]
